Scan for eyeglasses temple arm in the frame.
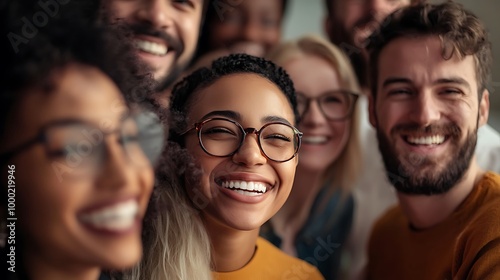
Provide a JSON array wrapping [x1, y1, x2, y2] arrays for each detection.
[[0, 135, 43, 162]]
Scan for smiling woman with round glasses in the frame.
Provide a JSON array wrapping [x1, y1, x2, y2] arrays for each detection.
[[149, 53, 323, 279]]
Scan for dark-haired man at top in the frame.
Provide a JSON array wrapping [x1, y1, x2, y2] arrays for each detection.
[[102, 0, 206, 106]]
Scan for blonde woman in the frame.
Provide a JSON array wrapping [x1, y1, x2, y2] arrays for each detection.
[[263, 35, 362, 280]]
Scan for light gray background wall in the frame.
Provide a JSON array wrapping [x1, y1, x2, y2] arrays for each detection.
[[281, 0, 500, 131]]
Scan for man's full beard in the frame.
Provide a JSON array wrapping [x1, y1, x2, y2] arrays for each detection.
[[376, 123, 477, 195]]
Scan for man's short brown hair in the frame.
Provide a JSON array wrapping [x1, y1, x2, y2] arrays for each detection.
[[366, 1, 492, 98]]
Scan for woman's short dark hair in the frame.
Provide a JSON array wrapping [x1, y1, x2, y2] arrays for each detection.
[[169, 53, 297, 143]]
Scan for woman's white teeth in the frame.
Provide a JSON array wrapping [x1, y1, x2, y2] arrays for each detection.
[[407, 135, 445, 145], [80, 200, 138, 231], [134, 39, 168, 56], [221, 181, 267, 196], [303, 136, 328, 144], [233, 190, 264, 197]]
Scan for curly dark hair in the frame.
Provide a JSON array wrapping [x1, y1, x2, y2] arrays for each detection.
[[169, 53, 298, 144], [366, 1, 492, 98], [0, 0, 157, 138]]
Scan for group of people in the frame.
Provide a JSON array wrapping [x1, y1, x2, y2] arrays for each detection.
[[1, 0, 500, 279]]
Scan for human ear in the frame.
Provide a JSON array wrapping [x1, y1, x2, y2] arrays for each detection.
[[478, 89, 490, 127]]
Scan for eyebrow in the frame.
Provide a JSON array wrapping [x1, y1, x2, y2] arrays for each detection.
[[382, 76, 471, 90], [44, 118, 88, 127], [200, 110, 241, 121], [382, 77, 412, 88], [200, 111, 293, 126], [262, 116, 292, 126], [433, 77, 471, 91]]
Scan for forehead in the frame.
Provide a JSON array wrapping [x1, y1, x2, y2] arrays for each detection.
[[187, 73, 294, 124], [14, 64, 127, 134], [104, 0, 204, 19], [333, 0, 410, 5], [210, 0, 283, 22], [377, 36, 478, 89], [239, 0, 282, 13], [332, 0, 411, 11], [283, 55, 341, 94]]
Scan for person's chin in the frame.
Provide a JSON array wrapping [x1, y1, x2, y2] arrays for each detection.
[[100, 244, 142, 270], [298, 154, 335, 172], [155, 61, 190, 91], [152, 68, 170, 84]]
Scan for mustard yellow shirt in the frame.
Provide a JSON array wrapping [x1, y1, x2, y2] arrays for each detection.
[[368, 172, 500, 280], [213, 237, 324, 280]]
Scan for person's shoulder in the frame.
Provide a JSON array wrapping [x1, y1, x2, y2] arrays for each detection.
[[367, 204, 405, 254], [458, 172, 500, 251], [371, 204, 404, 235], [255, 238, 324, 280], [473, 172, 500, 207], [472, 170, 500, 205], [453, 173, 500, 278], [481, 171, 500, 187]]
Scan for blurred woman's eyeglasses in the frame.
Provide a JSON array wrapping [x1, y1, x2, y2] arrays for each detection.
[[296, 90, 359, 121], [0, 109, 165, 180]]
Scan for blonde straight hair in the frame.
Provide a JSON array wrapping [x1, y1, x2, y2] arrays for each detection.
[[126, 157, 213, 280], [267, 34, 362, 201]]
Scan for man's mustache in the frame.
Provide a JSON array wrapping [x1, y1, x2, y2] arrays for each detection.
[[127, 23, 184, 57]]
